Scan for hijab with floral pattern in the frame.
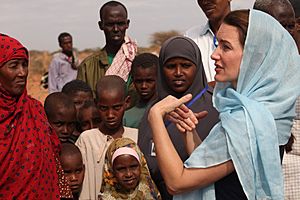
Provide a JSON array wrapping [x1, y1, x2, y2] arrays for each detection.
[[100, 138, 161, 200]]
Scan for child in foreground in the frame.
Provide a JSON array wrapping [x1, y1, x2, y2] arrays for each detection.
[[100, 138, 161, 200], [60, 143, 85, 200], [44, 92, 77, 143], [76, 75, 138, 199]]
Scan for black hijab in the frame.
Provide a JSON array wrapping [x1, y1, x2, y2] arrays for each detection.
[[138, 36, 219, 199]]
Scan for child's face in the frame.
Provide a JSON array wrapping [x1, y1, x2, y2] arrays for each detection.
[[72, 91, 93, 112], [61, 154, 85, 195], [133, 67, 157, 102], [49, 106, 77, 142], [112, 154, 141, 191], [97, 90, 129, 133], [78, 106, 101, 132]]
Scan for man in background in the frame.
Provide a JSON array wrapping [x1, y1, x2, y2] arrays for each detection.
[[48, 32, 79, 93], [184, 0, 231, 83], [77, 1, 137, 96]]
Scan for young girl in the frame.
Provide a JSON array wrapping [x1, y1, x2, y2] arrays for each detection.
[[138, 36, 221, 199], [100, 138, 161, 199]]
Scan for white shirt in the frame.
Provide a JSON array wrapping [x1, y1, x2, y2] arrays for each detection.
[[48, 51, 78, 93], [75, 127, 138, 200], [184, 21, 216, 82]]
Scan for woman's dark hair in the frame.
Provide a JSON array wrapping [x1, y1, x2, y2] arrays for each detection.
[[223, 9, 250, 47]]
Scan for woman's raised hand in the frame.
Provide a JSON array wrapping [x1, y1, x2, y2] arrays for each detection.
[[149, 94, 209, 132], [167, 108, 208, 133], [150, 94, 193, 117]]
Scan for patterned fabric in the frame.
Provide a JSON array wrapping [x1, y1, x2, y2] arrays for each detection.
[[75, 127, 138, 200], [56, 156, 73, 199], [295, 97, 300, 120], [105, 36, 137, 82], [0, 33, 28, 66], [283, 120, 300, 199], [175, 10, 300, 200], [100, 138, 161, 200], [0, 33, 71, 199]]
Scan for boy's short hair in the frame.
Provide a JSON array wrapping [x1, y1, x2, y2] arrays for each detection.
[[254, 0, 293, 16], [44, 92, 75, 120], [62, 80, 93, 96], [95, 75, 127, 102], [79, 100, 96, 111], [58, 32, 72, 45], [60, 142, 82, 159], [78, 100, 97, 119], [289, 0, 300, 16], [130, 53, 158, 77]]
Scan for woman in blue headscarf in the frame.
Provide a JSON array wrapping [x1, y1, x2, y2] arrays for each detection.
[[147, 9, 300, 200]]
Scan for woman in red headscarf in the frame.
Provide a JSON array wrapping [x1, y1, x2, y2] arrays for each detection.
[[0, 33, 72, 199]]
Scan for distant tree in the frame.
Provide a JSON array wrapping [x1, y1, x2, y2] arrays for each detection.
[[150, 30, 181, 47]]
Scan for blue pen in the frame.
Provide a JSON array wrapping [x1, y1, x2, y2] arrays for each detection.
[[213, 36, 218, 47], [187, 85, 208, 107], [165, 85, 209, 127]]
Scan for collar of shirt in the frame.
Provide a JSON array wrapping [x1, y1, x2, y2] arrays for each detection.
[[199, 21, 215, 37]]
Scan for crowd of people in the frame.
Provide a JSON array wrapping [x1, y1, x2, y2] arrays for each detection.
[[1, 0, 300, 200]]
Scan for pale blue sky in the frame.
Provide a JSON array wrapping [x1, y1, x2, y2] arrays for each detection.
[[1, 0, 254, 51]]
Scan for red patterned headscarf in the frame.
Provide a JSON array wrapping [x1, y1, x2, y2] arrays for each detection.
[[0, 34, 71, 199], [0, 33, 28, 67]]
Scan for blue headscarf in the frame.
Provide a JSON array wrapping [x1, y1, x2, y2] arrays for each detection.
[[175, 9, 300, 200]]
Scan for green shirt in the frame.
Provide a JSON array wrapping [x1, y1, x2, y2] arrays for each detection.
[[123, 102, 150, 128], [77, 48, 110, 96]]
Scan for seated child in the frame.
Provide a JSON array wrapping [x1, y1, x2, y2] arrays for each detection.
[[44, 92, 77, 143], [62, 79, 94, 112], [100, 138, 161, 199], [124, 53, 158, 128], [75, 75, 138, 200], [60, 142, 85, 200], [77, 100, 101, 132]]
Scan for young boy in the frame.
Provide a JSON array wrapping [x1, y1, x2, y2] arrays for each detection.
[[62, 80, 94, 141], [60, 142, 85, 200], [62, 79, 94, 112], [44, 92, 77, 143], [124, 53, 158, 128], [77, 100, 101, 132], [75, 75, 138, 200]]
